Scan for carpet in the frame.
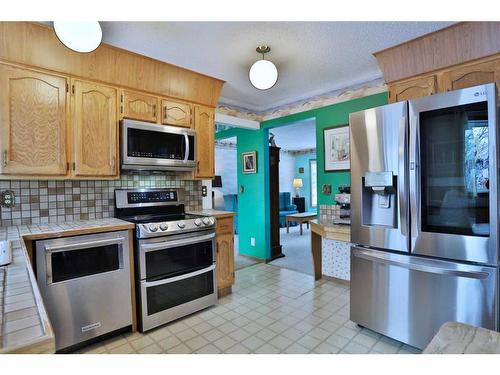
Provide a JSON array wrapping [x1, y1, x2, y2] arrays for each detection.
[[270, 225, 314, 275]]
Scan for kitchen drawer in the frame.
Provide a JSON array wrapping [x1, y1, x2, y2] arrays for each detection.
[[215, 217, 234, 235]]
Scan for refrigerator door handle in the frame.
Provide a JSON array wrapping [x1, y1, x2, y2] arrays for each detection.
[[353, 249, 490, 280], [409, 114, 419, 242], [398, 116, 407, 237]]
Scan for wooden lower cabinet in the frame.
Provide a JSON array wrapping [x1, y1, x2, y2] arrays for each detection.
[[215, 216, 235, 296], [388, 75, 437, 103], [72, 79, 119, 177], [0, 63, 68, 176]]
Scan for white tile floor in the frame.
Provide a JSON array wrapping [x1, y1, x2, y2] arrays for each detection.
[[76, 263, 421, 354]]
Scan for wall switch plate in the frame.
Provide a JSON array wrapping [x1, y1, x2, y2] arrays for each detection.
[[201, 185, 208, 197], [250, 237, 256, 247]]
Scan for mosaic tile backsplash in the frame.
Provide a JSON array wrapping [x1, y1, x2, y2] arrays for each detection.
[[319, 204, 341, 222], [0, 174, 202, 227]]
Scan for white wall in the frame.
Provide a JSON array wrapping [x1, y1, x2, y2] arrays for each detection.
[[214, 143, 237, 210], [279, 151, 295, 197]]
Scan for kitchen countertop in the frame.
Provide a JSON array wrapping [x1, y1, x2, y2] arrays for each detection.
[[188, 209, 235, 219], [424, 322, 500, 354], [0, 218, 134, 354], [310, 219, 351, 242]]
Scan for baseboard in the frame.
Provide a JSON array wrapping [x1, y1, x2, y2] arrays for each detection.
[[322, 274, 350, 286]]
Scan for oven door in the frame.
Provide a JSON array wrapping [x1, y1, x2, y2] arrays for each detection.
[[121, 120, 196, 171], [140, 264, 217, 331], [138, 231, 215, 280]]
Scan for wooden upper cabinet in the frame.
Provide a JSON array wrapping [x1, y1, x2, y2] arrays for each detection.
[[440, 59, 500, 99], [72, 79, 118, 177], [162, 99, 192, 128], [193, 105, 215, 179], [122, 90, 159, 123], [0, 63, 68, 176], [216, 233, 235, 291], [388, 75, 437, 103]]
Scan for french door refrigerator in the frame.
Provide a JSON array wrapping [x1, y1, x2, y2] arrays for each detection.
[[349, 83, 499, 350]]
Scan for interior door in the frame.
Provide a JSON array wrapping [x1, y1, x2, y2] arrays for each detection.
[[349, 101, 409, 252], [409, 83, 498, 265]]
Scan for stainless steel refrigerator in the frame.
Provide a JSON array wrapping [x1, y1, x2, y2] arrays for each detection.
[[349, 83, 499, 349]]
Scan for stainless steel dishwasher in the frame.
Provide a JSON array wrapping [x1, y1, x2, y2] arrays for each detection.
[[36, 230, 132, 351]]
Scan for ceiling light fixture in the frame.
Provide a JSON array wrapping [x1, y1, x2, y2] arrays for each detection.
[[53, 21, 103, 53], [249, 45, 278, 90]]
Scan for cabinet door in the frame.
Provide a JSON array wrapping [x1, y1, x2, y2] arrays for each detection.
[[72, 79, 118, 177], [441, 59, 500, 99], [388, 75, 437, 103], [216, 233, 235, 290], [0, 63, 68, 176], [193, 105, 215, 179], [122, 90, 159, 123], [161, 99, 192, 128]]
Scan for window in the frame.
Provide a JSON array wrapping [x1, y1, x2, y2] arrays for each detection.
[[310, 159, 317, 208]]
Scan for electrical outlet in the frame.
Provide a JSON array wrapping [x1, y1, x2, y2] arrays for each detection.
[[250, 237, 256, 247]]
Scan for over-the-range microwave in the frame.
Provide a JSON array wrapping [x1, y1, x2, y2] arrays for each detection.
[[121, 119, 196, 172]]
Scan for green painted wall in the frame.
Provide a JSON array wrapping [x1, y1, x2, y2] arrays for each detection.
[[215, 92, 388, 260], [216, 127, 270, 259], [261, 92, 388, 207]]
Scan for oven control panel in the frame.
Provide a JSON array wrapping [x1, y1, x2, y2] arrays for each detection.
[[137, 217, 216, 238], [128, 190, 178, 204]]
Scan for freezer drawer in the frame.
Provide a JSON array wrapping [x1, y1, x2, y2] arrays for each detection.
[[350, 246, 498, 349]]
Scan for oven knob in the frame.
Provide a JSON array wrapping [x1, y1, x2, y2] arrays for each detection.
[[208, 217, 216, 225], [159, 223, 168, 231], [202, 217, 211, 225], [148, 223, 158, 232], [194, 218, 202, 226], [177, 221, 186, 229]]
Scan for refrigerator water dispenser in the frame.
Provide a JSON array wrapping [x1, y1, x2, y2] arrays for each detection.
[[362, 171, 397, 227]]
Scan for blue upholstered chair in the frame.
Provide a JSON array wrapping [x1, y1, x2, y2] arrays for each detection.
[[279, 192, 298, 227], [223, 194, 238, 234]]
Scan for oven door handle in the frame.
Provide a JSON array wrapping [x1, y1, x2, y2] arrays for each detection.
[[140, 233, 215, 253], [184, 132, 190, 162], [44, 238, 125, 253], [143, 264, 216, 287]]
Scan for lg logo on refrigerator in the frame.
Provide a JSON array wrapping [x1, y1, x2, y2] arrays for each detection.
[[474, 91, 486, 96]]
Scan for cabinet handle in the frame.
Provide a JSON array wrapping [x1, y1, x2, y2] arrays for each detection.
[[3, 150, 7, 167], [112, 156, 116, 170], [153, 104, 156, 118], [197, 161, 200, 173], [164, 107, 167, 120]]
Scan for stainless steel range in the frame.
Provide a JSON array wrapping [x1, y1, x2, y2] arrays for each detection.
[[115, 188, 217, 332]]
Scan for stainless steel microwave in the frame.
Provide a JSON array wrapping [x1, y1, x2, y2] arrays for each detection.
[[121, 119, 196, 171]]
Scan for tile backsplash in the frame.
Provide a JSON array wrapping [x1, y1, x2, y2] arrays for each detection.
[[319, 204, 341, 222], [0, 173, 202, 227]]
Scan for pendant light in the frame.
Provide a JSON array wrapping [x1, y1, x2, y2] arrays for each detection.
[[249, 45, 278, 90], [53, 21, 103, 53]]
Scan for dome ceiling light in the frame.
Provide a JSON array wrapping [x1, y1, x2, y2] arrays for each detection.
[[249, 45, 278, 90], [53, 21, 103, 53]]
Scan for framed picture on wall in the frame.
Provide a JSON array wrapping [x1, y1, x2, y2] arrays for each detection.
[[242, 151, 257, 174], [323, 125, 350, 171]]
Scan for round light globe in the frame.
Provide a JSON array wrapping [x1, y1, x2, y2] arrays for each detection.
[[54, 21, 102, 53], [249, 59, 278, 90]]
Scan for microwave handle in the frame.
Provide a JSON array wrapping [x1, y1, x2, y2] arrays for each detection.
[[184, 133, 190, 162]]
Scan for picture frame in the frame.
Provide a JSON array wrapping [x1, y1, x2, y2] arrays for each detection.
[[323, 125, 350, 172], [242, 151, 257, 174]]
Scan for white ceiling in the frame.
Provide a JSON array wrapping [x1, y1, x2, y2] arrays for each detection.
[[99, 21, 454, 112], [269, 119, 316, 151]]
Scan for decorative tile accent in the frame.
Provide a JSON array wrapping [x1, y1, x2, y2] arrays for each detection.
[[319, 204, 340, 222], [0, 174, 202, 227], [321, 238, 351, 280]]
